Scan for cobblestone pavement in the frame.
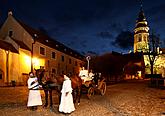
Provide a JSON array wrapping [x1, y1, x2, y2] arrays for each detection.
[[0, 80, 165, 116]]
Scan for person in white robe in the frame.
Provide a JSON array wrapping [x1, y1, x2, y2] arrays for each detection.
[[27, 72, 42, 111], [59, 75, 75, 114]]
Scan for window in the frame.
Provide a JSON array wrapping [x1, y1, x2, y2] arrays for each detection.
[[138, 37, 142, 42], [69, 58, 71, 64], [40, 47, 45, 55], [8, 30, 13, 37], [61, 55, 64, 62], [138, 34, 142, 42], [52, 52, 56, 59]]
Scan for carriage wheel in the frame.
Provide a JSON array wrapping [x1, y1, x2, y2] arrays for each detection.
[[100, 82, 106, 95], [87, 87, 94, 99]]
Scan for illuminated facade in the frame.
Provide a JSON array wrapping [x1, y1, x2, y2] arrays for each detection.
[[0, 12, 85, 86], [134, 6, 165, 77], [134, 8, 149, 53]]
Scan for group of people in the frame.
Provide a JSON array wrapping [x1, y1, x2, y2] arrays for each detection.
[[27, 67, 101, 114], [79, 67, 101, 86], [27, 72, 75, 114], [79, 67, 95, 82]]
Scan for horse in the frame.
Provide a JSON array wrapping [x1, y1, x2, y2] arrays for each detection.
[[35, 69, 82, 110]]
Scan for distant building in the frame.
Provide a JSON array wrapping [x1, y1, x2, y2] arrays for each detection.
[[133, 5, 165, 77], [0, 11, 85, 86]]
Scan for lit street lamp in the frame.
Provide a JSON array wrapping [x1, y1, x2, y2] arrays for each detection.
[[86, 56, 91, 73]]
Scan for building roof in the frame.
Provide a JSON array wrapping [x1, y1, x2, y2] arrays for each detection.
[[16, 20, 84, 60], [136, 9, 146, 23], [0, 39, 19, 53], [123, 52, 144, 62]]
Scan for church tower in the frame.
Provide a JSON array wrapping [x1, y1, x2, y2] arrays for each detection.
[[134, 1, 149, 53]]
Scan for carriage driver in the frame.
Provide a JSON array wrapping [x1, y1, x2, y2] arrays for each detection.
[[89, 70, 94, 79], [79, 67, 88, 82], [79, 67, 94, 82]]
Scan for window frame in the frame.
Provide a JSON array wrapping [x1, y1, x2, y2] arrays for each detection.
[[51, 51, 56, 59], [61, 55, 65, 62], [39, 46, 46, 56]]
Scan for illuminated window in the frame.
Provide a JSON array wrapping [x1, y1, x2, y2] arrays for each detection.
[[52, 52, 56, 59], [138, 37, 142, 42], [61, 55, 64, 62], [40, 47, 45, 55], [69, 58, 71, 64], [143, 35, 146, 42], [138, 34, 142, 42]]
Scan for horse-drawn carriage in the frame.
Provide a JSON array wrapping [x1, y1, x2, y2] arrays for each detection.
[[34, 66, 106, 110], [79, 68, 106, 98]]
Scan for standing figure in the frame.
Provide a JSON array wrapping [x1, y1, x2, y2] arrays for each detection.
[[94, 73, 99, 86], [89, 70, 94, 79], [27, 72, 42, 111], [59, 75, 75, 114], [79, 67, 88, 82]]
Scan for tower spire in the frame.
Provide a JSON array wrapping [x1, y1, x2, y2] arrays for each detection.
[[139, 0, 143, 11]]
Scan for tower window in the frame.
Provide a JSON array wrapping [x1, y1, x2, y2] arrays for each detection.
[[138, 34, 142, 42], [138, 37, 142, 42]]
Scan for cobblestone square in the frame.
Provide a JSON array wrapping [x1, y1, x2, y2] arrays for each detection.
[[0, 80, 165, 116]]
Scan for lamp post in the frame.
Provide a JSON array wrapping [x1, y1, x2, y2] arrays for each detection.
[[31, 34, 37, 72], [86, 56, 91, 73]]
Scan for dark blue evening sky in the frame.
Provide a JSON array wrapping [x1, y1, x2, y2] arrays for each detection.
[[0, 0, 165, 55]]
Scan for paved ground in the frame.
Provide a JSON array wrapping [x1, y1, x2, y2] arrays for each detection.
[[0, 80, 165, 116]]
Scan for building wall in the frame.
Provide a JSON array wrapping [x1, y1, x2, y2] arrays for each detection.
[[0, 12, 84, 86], [0, 48, 31, 86], [33, 42, 84, 78], [0, 49, 6, 86]]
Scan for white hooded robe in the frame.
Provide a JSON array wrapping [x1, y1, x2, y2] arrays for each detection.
[[27, 77, 42, 107], [59, 75, 75, 113]]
